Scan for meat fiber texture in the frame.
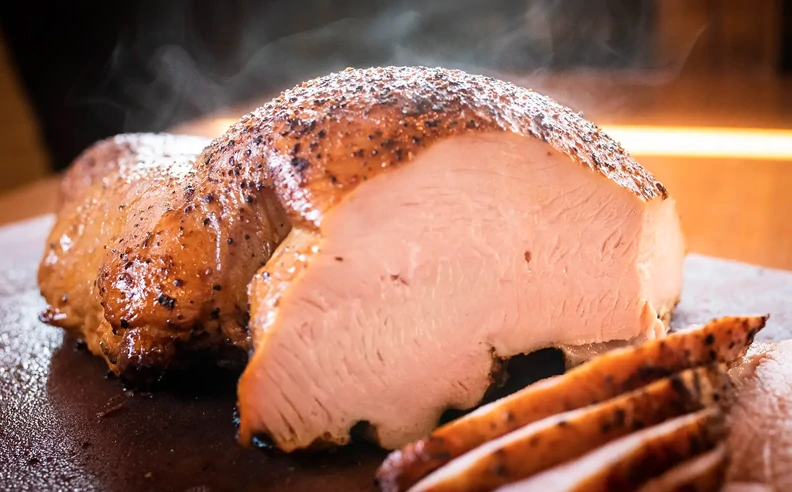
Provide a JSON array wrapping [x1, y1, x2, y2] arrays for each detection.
[[233, 66, 685, 451], [727, 341, 792, 490]]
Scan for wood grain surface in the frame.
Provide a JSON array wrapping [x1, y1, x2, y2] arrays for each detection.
[[1, 215, 790, 491]]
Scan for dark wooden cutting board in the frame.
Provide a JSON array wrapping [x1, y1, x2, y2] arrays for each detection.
[[2, 216, 791, 492]]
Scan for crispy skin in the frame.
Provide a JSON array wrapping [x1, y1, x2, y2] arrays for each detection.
[[216, 66, 667, 234], [498, 409, 726, 492], [37, 133, 290, 381], [638, 443, 729, 492], [376, 316, 767, 492], [412, 365, 732, 492]]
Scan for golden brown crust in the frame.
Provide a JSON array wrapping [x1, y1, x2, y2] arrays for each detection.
[[215, 66, 667, 230], [38, 133, 290, 382]]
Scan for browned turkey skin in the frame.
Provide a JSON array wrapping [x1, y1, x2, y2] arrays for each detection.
[[37, 133, 290, 382]]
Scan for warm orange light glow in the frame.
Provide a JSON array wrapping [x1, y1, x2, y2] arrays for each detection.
[[601, 125, 792, 160], [192, 119, 792, 160]]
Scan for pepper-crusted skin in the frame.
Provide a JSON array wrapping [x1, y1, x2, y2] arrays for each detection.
[[212, 66, 667, 231], [38, 133, 291, 382]]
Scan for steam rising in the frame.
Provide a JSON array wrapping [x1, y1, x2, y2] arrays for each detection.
[[88, 0, 701, 133]]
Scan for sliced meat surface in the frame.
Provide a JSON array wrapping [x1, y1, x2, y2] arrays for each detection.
[[727, 340, 792, 490], [37, 133, 290, 381], [411, 365, 731, 492], [637, 443, 728, 492], [237, 66, 686, 452], [378, 315, 766, 491], [495, 408, 725, 492]]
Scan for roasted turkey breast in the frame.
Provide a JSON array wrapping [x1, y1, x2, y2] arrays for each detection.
[[37, 133, 290, 381], [235, 66, 686, 451]]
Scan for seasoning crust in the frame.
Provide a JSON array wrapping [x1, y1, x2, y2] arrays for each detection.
[[210, 66, 666, 230]]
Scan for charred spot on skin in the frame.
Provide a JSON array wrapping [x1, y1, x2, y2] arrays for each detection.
[[524, 251, 532, 263], [213, 284, 222, 291], [613, 408, 626, 427], [210, 308, 220, 320], [120, 319, 129, 329], [173, 279, 184, 287], [655, 181, 669, 199], [202, 194, 215, 204], [669, 373, 688, 399], [704, 333, 715, 345], [157, 294, 176, 310], [490, 463, 508, 478], [291, 157, 310, 173]]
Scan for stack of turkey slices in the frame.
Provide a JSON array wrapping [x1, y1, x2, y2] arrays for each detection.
[[40, 67, 791, 489], [377, 315, 767, 492]]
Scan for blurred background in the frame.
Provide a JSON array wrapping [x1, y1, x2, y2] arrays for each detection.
[[0, 0, 791, 268]]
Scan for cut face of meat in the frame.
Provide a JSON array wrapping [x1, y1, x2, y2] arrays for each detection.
[[235, 66, 684, 454], [37, 133, 291, 381], [239, 132, 683, 451], [727, 341, 792, 490]]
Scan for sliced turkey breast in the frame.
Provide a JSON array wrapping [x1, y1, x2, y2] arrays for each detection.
[[37, 133, 290, 381], [236, 66, 686, 452], [496, 408, 725, 492], [727, 340, 792, 490], [410, 365, 731, 492], [378, 315, 766, 491]]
